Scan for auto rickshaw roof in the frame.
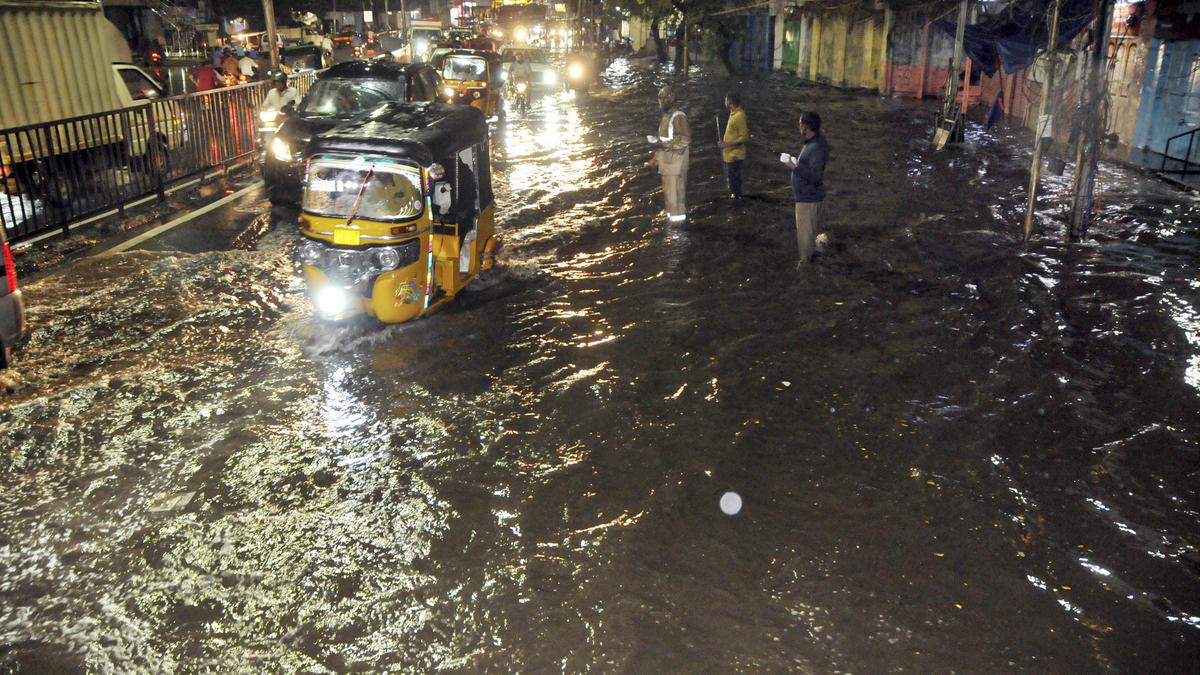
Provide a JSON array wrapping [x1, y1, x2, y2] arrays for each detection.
[[310, 102, 488, 167], [438, 49, 501, 63]]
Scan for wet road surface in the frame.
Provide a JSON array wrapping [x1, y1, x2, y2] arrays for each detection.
[[1, 61, 1199, 671]]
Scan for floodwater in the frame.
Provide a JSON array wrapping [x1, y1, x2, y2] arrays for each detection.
[[2, 61, 1198, 671]]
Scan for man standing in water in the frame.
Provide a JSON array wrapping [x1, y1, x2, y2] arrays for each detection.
[[647, 85, 691, 223], [784, 111, 830, 267], [718, 92, 748, 199]]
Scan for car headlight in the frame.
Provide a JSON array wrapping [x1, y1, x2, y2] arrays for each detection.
[[374, 247, 400, 270], [568, 63, 583, 79], [298, 239, 323, 264], [543, 71, 556, 85], [259, 110, 278, 123], [270, 136, 291, 162]]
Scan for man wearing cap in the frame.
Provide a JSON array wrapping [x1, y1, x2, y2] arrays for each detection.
[[646, 85, 690, 223], [784, 111, 830, 267]]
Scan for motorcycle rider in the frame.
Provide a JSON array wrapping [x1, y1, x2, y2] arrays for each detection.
[[238, 50, 259, 80], [509, 51, 534, 111], [221, 48, 240, 79], [261, 72, 300, 114]]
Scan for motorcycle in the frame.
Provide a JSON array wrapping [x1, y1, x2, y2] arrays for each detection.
[[511, 80, 530, 115], [221, 71, 250, 87]]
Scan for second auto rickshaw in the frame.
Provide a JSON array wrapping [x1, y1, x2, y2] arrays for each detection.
[[434, 49, 504, 117], [296, 102, 500, 324]]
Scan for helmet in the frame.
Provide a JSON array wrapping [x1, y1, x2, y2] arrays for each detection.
[[272, 71, 288, 83]]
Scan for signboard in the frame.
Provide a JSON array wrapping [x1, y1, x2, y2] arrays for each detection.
[[363, 10, 374, 22]]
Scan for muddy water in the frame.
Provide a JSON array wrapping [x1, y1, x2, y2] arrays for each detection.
[[1, 62, 1198, 671]]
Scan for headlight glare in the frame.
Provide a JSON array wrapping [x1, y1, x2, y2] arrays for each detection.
[[270, 136, 291, 162], [315, 286, 349, 317]]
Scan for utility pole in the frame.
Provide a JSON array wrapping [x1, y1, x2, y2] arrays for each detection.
[[1068, 0, 1115, 240], [934, 0, 969, 150], [682, 16, 689, 78], [1022, 0, 1063, 242], [262, 0, 280, 73], [384, 0, 390, 30]]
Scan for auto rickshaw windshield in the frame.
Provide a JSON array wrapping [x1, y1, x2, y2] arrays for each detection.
[[443, 56, 487, 82], [303, 160, 425, 221]]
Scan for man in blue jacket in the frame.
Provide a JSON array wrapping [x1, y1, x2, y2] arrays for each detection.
[[784, 111, 830, 267]]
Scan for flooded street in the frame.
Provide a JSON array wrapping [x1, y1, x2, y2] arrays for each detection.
[[2, 61, 1199, 671]]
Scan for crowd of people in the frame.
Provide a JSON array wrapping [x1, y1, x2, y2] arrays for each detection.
[[648, 85, 830, 268]]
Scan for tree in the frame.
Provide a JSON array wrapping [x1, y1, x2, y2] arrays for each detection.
[[625, 0, 674, 61]]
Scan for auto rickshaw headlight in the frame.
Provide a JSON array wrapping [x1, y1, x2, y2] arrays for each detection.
[[443, 86, 455, 99], [316, 286, 349, 317], [299, 240, 324, 265], [568, 63, 584, 80], [472, 90, 481, 99], [374, 247, 401, 270], [428, 163, 445, 179]]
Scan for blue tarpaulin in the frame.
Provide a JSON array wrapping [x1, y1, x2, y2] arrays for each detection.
[[936, 0, 1096, 76]]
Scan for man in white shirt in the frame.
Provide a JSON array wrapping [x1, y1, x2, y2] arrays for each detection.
[[261, 72, 299, 113], [238, 52, 258, 79]]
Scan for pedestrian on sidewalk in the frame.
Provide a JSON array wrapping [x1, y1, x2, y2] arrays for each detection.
[[718, 92, 748, 199], [783, 111, 830, 268], [646, 85, 691, 223]]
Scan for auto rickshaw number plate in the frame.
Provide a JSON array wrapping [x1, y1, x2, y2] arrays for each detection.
[[333, 228, 361, 246]]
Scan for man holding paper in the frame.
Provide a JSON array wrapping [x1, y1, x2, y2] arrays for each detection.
[[646, 85, 691, 223], [782, 111, 830, 267]]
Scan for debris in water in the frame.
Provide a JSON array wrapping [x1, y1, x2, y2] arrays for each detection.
[[147, 491, 195, 513]]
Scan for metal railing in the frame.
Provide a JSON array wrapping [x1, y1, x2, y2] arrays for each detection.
[[1161, 126, 1200, 176], [0, 70, 321, 243]]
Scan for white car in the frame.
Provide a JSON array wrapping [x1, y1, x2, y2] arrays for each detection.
[[499, 46, 561, 92]]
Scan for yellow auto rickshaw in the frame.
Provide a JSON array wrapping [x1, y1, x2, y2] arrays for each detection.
[[296, 102, 500, 324], [434, 49, 505, 117]]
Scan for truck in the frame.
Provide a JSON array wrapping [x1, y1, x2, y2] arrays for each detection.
[[0, 0, 183, 203]]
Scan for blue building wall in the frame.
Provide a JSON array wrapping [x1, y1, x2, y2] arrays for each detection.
[[1133, 38, 1200, 167], [731, 11, 775, 72]]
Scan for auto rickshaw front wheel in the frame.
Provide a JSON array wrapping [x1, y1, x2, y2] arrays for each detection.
[[481, 235, 501, 271]]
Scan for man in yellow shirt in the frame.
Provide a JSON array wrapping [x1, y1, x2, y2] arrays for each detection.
[[718, 92, 748, 199]]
